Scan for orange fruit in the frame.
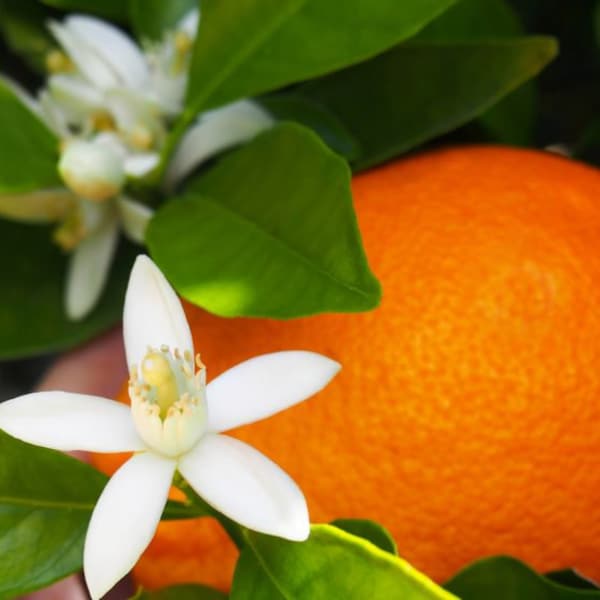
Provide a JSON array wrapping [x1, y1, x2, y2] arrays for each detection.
[[93, 145, 600, 590]]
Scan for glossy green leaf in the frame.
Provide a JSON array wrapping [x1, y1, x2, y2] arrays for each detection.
[[416, 0, 537, 145], [546, 571, 600, 591], [0, 220, 135, 359], [417, 0, 521, 41], [185, 0, 456, 113], [148, 123, 381, 318], [0, 79, 59, 193], [0, 431, 203, 598], [0, 430, 106, 598], [445, 556, 600, 599], [300, 36, 557, 170], [331, 519, 398, 555], [130, 0, 197, 41], [0, 0, 55, 73], [40, 0, 128, 21], [136, 583, 227, 599], [259, 94, 360, 160], [230, 525, 458, 600]]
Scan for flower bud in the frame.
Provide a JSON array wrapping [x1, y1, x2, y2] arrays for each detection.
[[59, 140, 125, 201]]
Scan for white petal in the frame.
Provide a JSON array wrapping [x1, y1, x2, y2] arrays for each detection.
[[66, 214, 119, 320], [123, 255, 193, 370], [165, 100, 274, 189], [116, 195, 153, 244], [38, 89, 71, 137], [105, 87, 164, 136], [48, 20, 119, 90], [66, 15, 149, 88], [0, 188, 75, 223], [206, 351, 341, 432], [124, 153, 160, 178], [0, 391, 144, 452], [84, 452, 175, 600], [177, 8, 200, 38], [48, 74, 104, 119], [179, 433, 309, 540]]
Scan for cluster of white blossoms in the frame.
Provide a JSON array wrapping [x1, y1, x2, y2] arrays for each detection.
[[0, 255, 341, 599], [0, 10, 274, 320]]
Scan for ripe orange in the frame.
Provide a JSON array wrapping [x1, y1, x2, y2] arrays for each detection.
[[93, 145, 600, 590]]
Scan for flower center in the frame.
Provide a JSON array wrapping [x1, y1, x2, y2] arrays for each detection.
[[129, 346, 207, 457]]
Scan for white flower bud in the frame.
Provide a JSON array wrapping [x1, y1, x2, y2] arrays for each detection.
[[59, 140, 125, 201]]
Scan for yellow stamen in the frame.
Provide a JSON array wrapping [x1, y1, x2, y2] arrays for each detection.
[[129, 123, 154, 150], [46, 49, 74, 73], [141, 351, 178, 418], [90, 111, 116, 132]]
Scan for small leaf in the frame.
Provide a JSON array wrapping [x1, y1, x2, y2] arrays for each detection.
[[136, 583, 227, 599], [130, 0, 197, 41], [0, 219, 135, 359], [300, 36, 557, 170], [230, 525, 458, 600], [0, 78, 60, 193], [331, 518, 398, 555], [445, 556, 600, 599], [148, 123, 381, 318], [259, 94, 360, 160], [185, 0, 457, 112], [416, 0, 537, 146]]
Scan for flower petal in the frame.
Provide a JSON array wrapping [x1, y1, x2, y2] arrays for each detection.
[[179, 433, 309, 541], [48, 20, 119, 90], [66, 15, 149, 88], [116, 195, 153, 244], [48, 74, 104, 120], [123, 255, 193, 370], [0, 391, 144, 452], [165, 100, 274, 189], [177, 8, 200, 37], [0, 188, 75, 223], [38, 89, 71, 137], [84, 452, 175, 600], [66, 213, 119, 320], [124, 153, 160, 178], [206, 351, 340, 432]]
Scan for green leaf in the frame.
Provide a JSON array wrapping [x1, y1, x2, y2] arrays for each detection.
[[40, 0, 128, 21], [416, 0, 537, 146], [259, 94, 360, 161], [148, 123, 381, 318], [331, 519, 397, 555], [445, 556, 600, 599], [545, 571, 600, 591], [0, 79, 60, 193], [416, 0, 522, 41], [136, 583, 227, 599], [300, 36, 557, 171], [230, 525, 458, 600], [185, 0, 456, 112], [130, 0, 197, 41], [0, 430, 106, 598], [0, 430, 203, 598], [0, 220, 135, 359], [0, 0, 55, 73]]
